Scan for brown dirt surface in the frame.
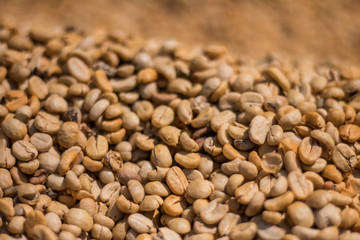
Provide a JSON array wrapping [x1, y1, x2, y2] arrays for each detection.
[[1, 0, 360, 64]]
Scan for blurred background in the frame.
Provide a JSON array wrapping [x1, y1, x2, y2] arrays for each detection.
[[1, 0, 360, 64]]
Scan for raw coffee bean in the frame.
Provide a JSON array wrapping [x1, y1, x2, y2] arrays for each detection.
[[249, 115, 270, 145], [166, 166, 188, 195], [332, 143, 357, 172], [2, 118, 27, 140], [67, 57, 92, 82], [1, 24, 360, 238]]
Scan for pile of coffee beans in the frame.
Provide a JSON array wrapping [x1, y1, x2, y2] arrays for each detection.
[[1, 22, 360, 240]]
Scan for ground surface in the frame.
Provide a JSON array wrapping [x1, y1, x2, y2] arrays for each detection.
[[1, 0, 360, 64]]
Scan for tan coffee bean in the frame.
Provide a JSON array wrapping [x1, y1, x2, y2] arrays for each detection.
[[158, 126, 181, 147], [2, 118, 27, 140], [155, 227, 182, 240], [9, 61, 31, 83], [191, 107, 214, 129], [47, 174, 66, 191], [301, 157, 326, 173], [128, 213, 156, 234], [237, 160, 257, 180], [309, 130, 334, 150], [34, 111, 61, 134], [287, 201, 314, 227], [32, 224, 58, 240], [135, 133, 155, 151], [38, 152, 60, 174], [322, 164, 343, 183], [267, 125, 284, 145], [328, 190, 352, 207], [234, 181, 258, 205], [174, 152, 201, 169], [267, 67, 290, 91], [48, 83, 68, 98], [166, 166, 188, 195], [93, 214, 115, 230], [177, 100, 193, 125], [217, 212, 241, 236], [30, 133, 53, 152], [316, 226, 339, 240], [187, 180, 214, 199], [89, 98, 110, 121], [229, 222, 257, 240], [221, 158, 244, 176], [149, 144, 171, 168], [304, 112, 326, 129], [110, 75, 137, 93], [44, 94, 68, 113], [82, 156, 103, 172], [278, 108, 302, 130], [255, 216, 286, 240], [261, 152, 283, 174], [240, 91, 264, 110], [7, 216, 26, 234], [210, 110, 236, 132], [261, 211, 283, 225], [28, 76, 48, 100], [0, 147, 16, 169], [128, 179, 145, 203], [339, 124, 360, 142], [106, 128, 126, 145], [58, 152, 78, 176], [218, 92, 241, 111], [86, 135, 108, 160], [225, 174, 244, 197], [314, 204, 341, 229], [139, 195, 163, 211], [249, 115, 270, 145], [67, 57, 91, 82], [288, 171, 313, 200], [298, 137, 322, 165], [132, 101, 153, 122], [68, 83, 90, 97], [339, 207, 359, 229], [116, 162, 141, 185], [65, 208, 93, 231], [137, 68, 157, 84], [291, 225, 319, 239], [245, 191, 265, 217], [199, 198, 229, 224], [45, 212, 62, 233], [144, 181, 170, 197], [152, 105, 174, 128], [168, 78, 192, 96], [0, 169, 13, 190], [12, 140, 38, 161], [94, 69, 113, 93], [116, 195, 139, 213], [179, 131, 199, 152], [332, 143, 357, 172], [17, 183, 40, 205], [17, 158, 39, 174], [83, 88, 101, 112], [122, 111, 140, 131], [57, 122, 79, 149], [65, 170, 82, 191], [264, 191, 294, 211], [167, 218, 191, 235], [92, 224, 112, 240], [303, 171, 324, 189]]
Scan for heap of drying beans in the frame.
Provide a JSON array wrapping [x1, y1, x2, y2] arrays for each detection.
[[1, 24, 360, 240]]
